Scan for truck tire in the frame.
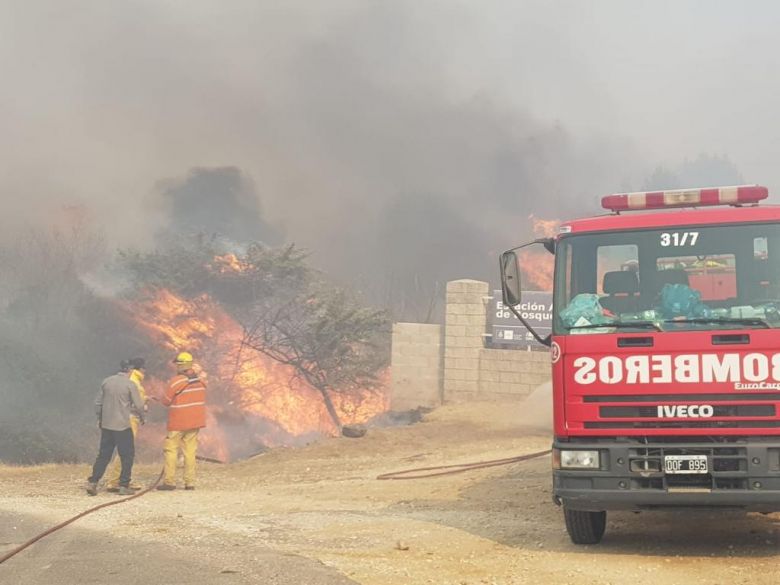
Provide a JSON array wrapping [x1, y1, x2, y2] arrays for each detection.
[[563, 508, 606, 544]]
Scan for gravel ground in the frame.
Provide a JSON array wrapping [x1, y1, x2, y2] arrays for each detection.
[[2, 401, 780, 584]]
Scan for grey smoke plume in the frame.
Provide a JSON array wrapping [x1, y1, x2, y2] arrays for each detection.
[[1, 1, 776, 318], [157, 167, 281, 246]]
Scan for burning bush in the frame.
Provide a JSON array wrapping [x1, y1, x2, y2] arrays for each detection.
[[0, 223, 389, 464], [117, 236, 390, 460], [242, 284, 389, 430]]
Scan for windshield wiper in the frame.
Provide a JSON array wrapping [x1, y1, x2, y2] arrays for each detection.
[[568, 321, 663, 332], [663, 317, 771, 329]]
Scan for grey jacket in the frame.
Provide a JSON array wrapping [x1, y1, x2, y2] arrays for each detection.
[[95, 373, 145, 431]]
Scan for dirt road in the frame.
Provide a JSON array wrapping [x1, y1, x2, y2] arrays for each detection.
[[2, 402, 780, 584], [0, 510, 355, 585]]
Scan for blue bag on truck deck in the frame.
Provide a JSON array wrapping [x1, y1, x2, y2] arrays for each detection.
[[560, 294, 611, 328], [656, 283, 712, 319]]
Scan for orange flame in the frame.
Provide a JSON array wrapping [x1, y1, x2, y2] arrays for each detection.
[[519, 215, 558, 291], [519, 249, 553, 291], [132, 289, 218, 352], [212, 253, 249, 274], [128, 289, 388, 461], [529, 214, 560, 238]]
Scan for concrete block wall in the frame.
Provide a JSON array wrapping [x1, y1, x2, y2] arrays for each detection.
[[389, 279, 551, 408], [477, 348, 550, 399], [443, 280, 490, 402], [390, 322, 443, 410]]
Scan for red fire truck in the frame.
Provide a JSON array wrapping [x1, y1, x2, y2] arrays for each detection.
[[500, 185, 780, 544]]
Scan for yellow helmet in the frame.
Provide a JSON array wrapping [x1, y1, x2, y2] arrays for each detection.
[[173, 351, 193, 364]]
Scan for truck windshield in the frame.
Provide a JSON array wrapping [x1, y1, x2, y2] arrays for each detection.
[[553, 222, 780, 334]]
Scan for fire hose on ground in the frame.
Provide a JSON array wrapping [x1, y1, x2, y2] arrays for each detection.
[[0, 450, 550, 567], [0, 469, 164, 567], [376, 449, 551, 480]]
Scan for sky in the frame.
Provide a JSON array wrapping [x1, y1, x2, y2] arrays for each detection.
[[1, 0, 779, 295]]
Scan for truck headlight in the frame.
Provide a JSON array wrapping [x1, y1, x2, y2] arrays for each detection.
[[557, 450, 600, 470]]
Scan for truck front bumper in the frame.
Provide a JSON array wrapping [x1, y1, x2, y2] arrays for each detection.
[[554, 437, 780, 512]]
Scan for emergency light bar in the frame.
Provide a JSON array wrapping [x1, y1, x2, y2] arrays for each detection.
[[601, 185, 768, 212]]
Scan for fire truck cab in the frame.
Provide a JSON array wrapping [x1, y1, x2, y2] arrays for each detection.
[[500, 185, 780, 544]]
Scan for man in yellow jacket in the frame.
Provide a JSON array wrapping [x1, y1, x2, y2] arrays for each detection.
[[106, 357, 148, 492]]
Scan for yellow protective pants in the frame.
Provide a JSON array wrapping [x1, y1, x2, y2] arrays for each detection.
[[163, 429, 199, 487], [106, 416, 139, 489]]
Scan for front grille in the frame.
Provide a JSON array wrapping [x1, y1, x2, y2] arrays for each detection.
[[581, 392, 780, 431], [629, 443, 748, 491], [586, 420, 780, 429], [631, 477, 664, 490], [600, 405, 775, 418]]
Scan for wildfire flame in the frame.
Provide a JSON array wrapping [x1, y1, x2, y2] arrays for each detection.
[[529, 214, 560, 238], [212, 253, 249, 274], [127, 288, 388, 461], [132, 289, 218, 353], [519, 215, 559, 291], [519, 249, 553, 291]]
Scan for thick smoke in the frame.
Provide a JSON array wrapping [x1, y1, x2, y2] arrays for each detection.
[[0, 1, 774, 321], [643, 155, 744, 191], [156, 167, 281, 246], [2, 0, 777, 462]]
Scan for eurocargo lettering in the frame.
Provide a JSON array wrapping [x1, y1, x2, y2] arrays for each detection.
[[500, 185, 780, 544]]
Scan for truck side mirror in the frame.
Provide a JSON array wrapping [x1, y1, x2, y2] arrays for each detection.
[[500, 251, 522, 307], [498, 239, 554, 348]]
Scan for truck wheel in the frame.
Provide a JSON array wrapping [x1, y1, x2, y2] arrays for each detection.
[[563, 508, 606, 544]]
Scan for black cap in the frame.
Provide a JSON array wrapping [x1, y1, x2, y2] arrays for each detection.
[[129, 357, 146, 370]]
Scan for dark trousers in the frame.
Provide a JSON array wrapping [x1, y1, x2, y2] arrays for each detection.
[[88, 428, 135, 487]]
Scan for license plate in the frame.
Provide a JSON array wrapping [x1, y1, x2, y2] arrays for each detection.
[[664, 455, 708, 474]]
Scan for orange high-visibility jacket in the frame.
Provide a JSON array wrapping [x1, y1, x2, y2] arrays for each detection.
[[162, 370, 207, 431]]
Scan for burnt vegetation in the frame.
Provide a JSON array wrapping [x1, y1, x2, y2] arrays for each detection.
[[0, 215, 137, 463], [241, 285, 388, 430], [119, 237, 390, 432], [0, 218, 389, 463]]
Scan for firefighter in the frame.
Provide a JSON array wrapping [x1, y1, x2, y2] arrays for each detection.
[[86, 361, 145, 496], [105, 357, 148, 492], [157, 352, 207, 491]]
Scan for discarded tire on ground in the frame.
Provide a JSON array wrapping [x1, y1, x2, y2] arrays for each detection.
[[341, 424, 367, 438]]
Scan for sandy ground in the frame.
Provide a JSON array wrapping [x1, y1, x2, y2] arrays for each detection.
[[2, 397, 780, 584]]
